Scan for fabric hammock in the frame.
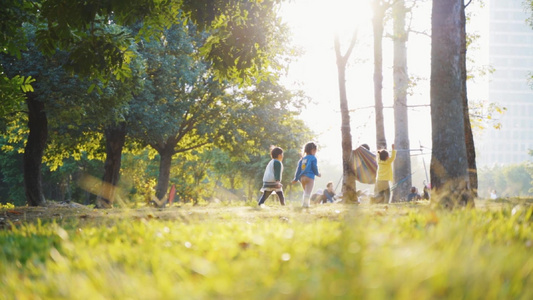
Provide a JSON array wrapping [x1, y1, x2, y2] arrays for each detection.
[[353, 146, 378, 184]]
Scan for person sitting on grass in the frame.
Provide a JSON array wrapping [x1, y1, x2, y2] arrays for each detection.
[[422, 182, 430, 200], [322, 181, 336, 203], [257, 146, 285, 207], [407, 186, 421, 202]]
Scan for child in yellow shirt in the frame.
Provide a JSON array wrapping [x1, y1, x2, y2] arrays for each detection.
[[375, 144, 396, 203]]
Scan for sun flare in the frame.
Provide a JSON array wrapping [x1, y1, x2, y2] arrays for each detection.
[[280, 0, 434, 188]]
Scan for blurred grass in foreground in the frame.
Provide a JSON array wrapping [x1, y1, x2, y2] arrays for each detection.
[[1, 199, 532, 299]]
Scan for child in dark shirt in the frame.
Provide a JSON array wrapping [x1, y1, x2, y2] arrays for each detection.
[[322, 181, 336, 203], [407, 186, 421, 202], [258, 147, 285, 206]]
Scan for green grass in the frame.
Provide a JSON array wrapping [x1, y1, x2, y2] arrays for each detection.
[[1, 200, 532, 299]]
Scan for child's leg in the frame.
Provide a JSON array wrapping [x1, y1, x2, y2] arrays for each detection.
[[384, 183, 391, 203], [275, 191, 285, 206], [300, 176, 315, 207], [258, 191, 273, 206], [374, 180, 388, 204]]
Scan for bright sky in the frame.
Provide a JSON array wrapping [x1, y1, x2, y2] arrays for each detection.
[[279, 0, 489, 176]]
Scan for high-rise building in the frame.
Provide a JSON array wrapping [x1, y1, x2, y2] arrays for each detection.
[[477, 0, 533, 166]]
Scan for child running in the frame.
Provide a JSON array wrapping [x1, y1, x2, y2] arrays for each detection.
[[292, 142, 321, 208], [375, 144, 396, 203], [258, 146, 285, 206]]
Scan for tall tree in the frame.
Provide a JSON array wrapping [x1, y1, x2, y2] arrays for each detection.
[[97, 123, 127, 207], [334, 32, 359, 203], [23, 93, 48, 206], [372, 0, 393, 150], [94, 37, 146, 208], [128, 24, 238, 203], [461, 1, 478, 198], [1, 27, 60, 206], [430, 0, 474, 207], [391, 0, 412, 202]]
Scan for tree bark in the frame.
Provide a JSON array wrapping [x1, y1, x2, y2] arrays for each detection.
[[392, 0, 412, 202], [461, 0, 478, 198], [335, 34, 358, 203], [431, 0, 473, 207], [24, 94, 48, 206], [155, 147, 175, 201], [373, 1, 387, 150], [96, 123, 126, 208]]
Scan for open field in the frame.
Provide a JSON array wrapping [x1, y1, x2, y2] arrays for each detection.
[[1, 199, 532, 299]]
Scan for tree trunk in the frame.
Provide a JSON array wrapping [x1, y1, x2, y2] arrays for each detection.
[[335, 35, 358, 203], [155, 148, 174, 201], [24, 94, 47, 206], [431, 0, 472, 207], [96, 123, 126, 208], [461, 0, 478, 198], [373, 1, 387, 150], [392, 0, 412, 202]]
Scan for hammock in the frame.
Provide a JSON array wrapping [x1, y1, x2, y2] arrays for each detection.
[[353, 146, 378, 184]]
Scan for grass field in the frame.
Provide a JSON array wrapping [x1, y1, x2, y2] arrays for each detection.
[[1, 199, 532, 299]]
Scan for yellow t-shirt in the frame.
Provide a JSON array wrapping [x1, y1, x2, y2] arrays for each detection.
[[376, 150, 396, 182]]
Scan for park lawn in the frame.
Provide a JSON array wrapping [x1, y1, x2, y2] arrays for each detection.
[[0, 199, 532, 299]]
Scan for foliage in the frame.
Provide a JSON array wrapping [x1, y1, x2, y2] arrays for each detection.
[[525, 0, 533, 28], [1, 23, 140, 165], [0, 114, 27, 205], [42, 156, 104, 204], [478, 162, 533, 198], [0, 203, 15, 210], [1, 0, 298, 207], [469, 100, 507, 132], [0, 203, 532, 299], [0, 0, 36, 57], [0, 136, 25, 206], [1, 0, 285, 84], [527, 0, 533, 85], [119, 150, 160, 204], [0, 74, 34, 117]]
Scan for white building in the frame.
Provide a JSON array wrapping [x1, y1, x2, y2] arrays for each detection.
[[477, 0, 533, 166]]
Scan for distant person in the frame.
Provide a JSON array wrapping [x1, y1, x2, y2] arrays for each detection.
[[407, 186, 421, 202], [322, 182, 336, 203], [257, 146, 285, 206], [490, 190, 498, 199], [374, 144, 396, 204], [422, 182, 430, 200], [292, 142, 321, 208]]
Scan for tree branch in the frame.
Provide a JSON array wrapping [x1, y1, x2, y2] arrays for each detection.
[[175, 142, 209, 154], [343, 30, 358, 61], [334, 30, 358, 66], [348, 103, 429, 112], [408, 29, 431, 38]]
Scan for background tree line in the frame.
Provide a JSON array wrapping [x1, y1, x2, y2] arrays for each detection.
[[0, 0, 313, 207]]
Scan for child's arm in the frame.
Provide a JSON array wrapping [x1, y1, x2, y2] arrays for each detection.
[[292, 160, 302, 183], [390, 144, 396, 162], [311, 157, 321, 177], [274, 160, 283, 188], [390, 149, 397, 162], [273, 160, 282, 181]]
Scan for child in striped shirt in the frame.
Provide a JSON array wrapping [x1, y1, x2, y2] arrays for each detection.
[[258, 147, 285, 206]]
